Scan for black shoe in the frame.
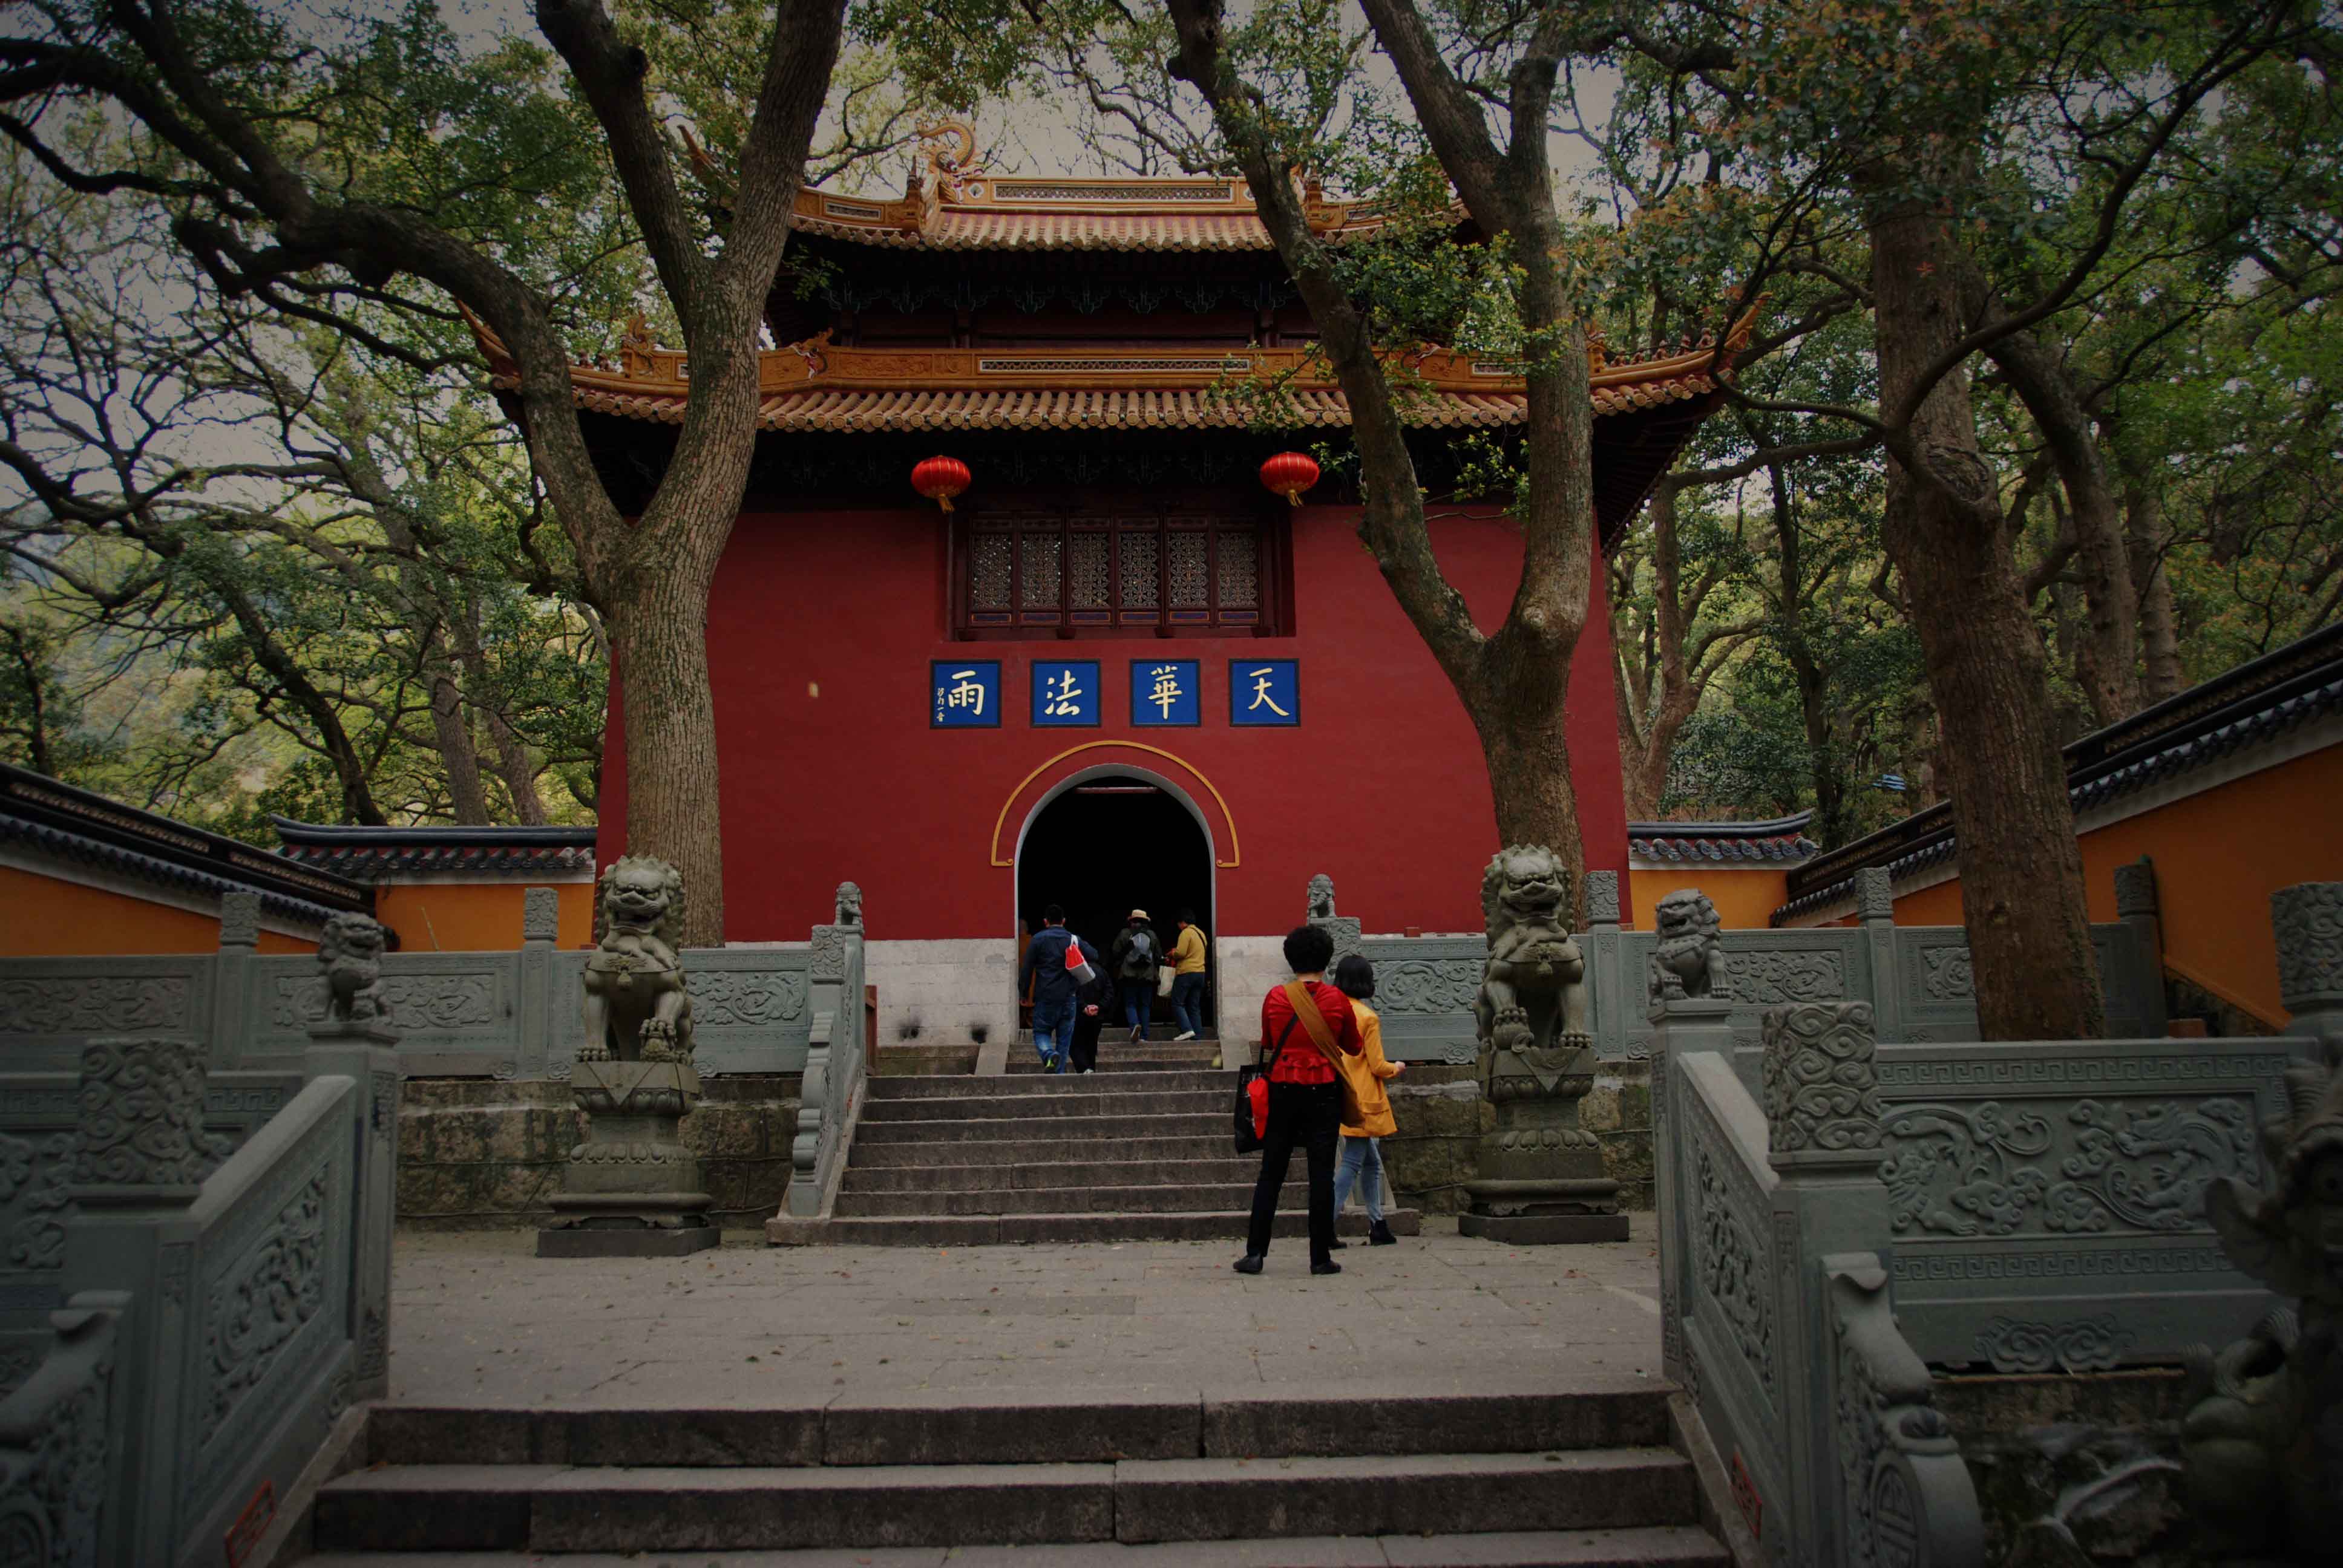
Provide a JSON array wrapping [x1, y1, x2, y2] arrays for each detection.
[[1368, 1221, 1397, 1246], [1232, 1255, 1264, 1275], [1310, 1259, 1343, 1276], [1327, 1236, 1349, 1250]]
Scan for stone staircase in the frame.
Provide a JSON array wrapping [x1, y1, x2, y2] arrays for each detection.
[[778, 1032, 1422, 1245], [307, 1385, 1728, 1562]]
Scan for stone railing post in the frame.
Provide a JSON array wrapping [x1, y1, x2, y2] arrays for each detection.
[[2114, 855, 2162, 973], [1648, 980, 1731, 1395], [302, 1002, 400, 1403], [1585, 870, 1628, 1058], [515, 886, 560, 1079], [1853, 869, 1905, 1044], [208, 890, 260, 1070], [2271, 881, 2343, 1053], [58, 1036, 228, 1567], [1762, 1000, 1979, 1568]]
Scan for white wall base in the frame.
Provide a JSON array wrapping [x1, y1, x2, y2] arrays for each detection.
[[1214, 936, 1292, 1055], [865, 938, 1023, 1048]]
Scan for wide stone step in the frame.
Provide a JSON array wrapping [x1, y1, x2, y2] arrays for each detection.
[[841, 1156, 1260, 1193], [847, 1134, 1236, 1168], [875, 1068, 1231, 1098], [303, 1524, 1728, 1564], [766, 1207, 1421, 1246], [861, 1089, 1226, 1122], [315, 1447, 1691, 1553], [834, 1182, 1295, 1217], [364, 1387, 1672, 1468], [853, 1112, 1227, 1145], [1005, 1053, 1225, 1074], [1021, 1026, 1216, 1045]]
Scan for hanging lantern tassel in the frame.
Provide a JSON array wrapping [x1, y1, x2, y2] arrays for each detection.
[[1259, 450, 1320, 507], [911, 454, 972, 512]]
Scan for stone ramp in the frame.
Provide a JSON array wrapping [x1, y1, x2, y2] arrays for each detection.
[[772, 1053, 1421, 1246], [310, 1387, 1723, 1561]]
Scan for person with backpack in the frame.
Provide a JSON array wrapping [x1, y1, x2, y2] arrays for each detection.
[[1233, 924, 1363, 1277], [1110, 909, 1159, 1044], [1168, 909, 1209, 1041], [1017, 904, 1102, 1074]]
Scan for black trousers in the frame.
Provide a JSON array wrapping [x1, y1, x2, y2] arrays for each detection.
[[1245, 1079, 1342, 1263], [1069, 1008, 1106, 1072]]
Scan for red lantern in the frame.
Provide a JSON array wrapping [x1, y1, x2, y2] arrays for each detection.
[[1259, 450, 1319, 506], [911, 454, 971, 512]]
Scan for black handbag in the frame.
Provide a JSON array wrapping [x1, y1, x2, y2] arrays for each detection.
[[1234, 1018, 1296, 1154]]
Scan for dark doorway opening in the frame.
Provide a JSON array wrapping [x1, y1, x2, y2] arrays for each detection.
[[1017, 775, 1213, 1028]]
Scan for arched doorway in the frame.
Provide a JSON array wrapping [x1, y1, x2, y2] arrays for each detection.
[[1015, 769, 1214, 1030]]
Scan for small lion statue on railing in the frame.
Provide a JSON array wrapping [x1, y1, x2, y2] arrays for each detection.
[[1648, 887, 1725, 1004], [1474, 845, 1591, 1056], [580, 855, 694, 1064], [316, 912, 387, 1024]]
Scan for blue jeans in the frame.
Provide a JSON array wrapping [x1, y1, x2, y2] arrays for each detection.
[[1170, 972, 1207, 1036], [1333, 1135, 1384, 1225], [1119, 979, 1153, 1028], [1031, 996, 1076, 1070]]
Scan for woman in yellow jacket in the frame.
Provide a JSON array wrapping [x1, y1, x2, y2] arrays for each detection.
[[1328, 953, 1404, 1247]]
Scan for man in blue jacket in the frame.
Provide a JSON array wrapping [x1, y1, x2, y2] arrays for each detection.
[[1019, 905, 1103, 1074]]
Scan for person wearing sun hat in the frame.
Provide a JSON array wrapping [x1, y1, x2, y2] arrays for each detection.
[[1110, 908, 1160, 1045]]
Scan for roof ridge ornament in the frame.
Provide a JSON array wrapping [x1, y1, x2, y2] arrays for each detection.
[[917, 119, 986, 204]]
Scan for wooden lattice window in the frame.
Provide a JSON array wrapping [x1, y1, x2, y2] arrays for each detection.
[[957, 514, 1280, 638]]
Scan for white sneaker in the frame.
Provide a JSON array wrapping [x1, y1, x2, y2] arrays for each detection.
[[1173, 1031, 1196, 1042]]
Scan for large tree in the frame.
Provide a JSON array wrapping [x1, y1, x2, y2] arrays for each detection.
[[0, 0, 851, 941]]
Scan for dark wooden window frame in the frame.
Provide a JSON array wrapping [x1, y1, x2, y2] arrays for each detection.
[[951, 495, 1291, 641]]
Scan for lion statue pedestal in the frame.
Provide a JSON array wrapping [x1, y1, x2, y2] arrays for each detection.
[[538, 855, 718, 1259], [1458, 846, 1627, 1246]]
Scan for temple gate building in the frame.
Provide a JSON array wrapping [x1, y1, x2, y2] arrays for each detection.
[[475, 126, 1751, 1041]]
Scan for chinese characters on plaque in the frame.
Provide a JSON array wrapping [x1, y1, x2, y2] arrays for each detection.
[[933, 658, 1297, 729], [1030, 661, 1100, 727], [1230, 660, 1299, 726], [929, 661, 1001, 728], [1130, 659, 1201, 727]]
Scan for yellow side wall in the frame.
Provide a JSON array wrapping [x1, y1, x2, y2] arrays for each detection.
[[0, 866, 316, 955], [376, 882, 595, 952], [1628, 866, 1790, 931], [1876, 745, 2343, 1027]]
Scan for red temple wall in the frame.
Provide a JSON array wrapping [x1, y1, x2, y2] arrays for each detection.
[[598, 503, 1631, 941]]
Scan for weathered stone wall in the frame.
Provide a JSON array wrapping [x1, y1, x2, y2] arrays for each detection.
[[873, 1044, 979, 1076], [398, 1074, 801, 1230], [1936, 1369, 2195, 1567], [1381, 1062, 1658, 1213], [1382, 1068, 1485, 1215], [1582, 1062, 1654, 1209]]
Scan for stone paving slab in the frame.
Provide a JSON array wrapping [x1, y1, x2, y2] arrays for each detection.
[[386, 1216, 1662, 1409]]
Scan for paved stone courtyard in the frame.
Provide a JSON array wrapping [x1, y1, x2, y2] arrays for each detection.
[[387, 1217, 1664, 1408]]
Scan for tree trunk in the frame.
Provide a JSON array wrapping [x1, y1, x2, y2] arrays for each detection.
[[425, 656, 492, 824], [1869, 189, 2104, 1041], [448, 606, 549, 824], [603, 564, 725, 946], [2124, 474, 2185, 702], [1769, 465, 1853, 846], [1987, 325, 2141, 723], [1468, 672, 1583, 860]]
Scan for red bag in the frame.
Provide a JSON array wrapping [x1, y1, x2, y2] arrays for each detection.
[[1234, 1016, 1297, 1155], [1063, 938, 1096, 987]]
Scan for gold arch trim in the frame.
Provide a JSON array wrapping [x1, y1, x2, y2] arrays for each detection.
[[990, 741, 1240, 868]]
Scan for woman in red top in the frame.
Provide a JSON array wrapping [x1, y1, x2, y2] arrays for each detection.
[[1234, 924, 1362, 1276]]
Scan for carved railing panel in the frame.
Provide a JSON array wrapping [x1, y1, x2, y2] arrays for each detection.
[[1875, 1037, 2305, 1368], [786, 929, 865, 1219], [1355, 937, 1483, 1062], [1826, 1256, 1985, 1568], [249, 953, 515, 1077], [0, 958, 212, 1073]]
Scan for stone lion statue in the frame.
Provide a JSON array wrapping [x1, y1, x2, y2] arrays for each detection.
[[1306, 874, 1336, 921], [580, 855, 693, 1064], [834, 881, 864, 928], [1649, 888, 1725, 1004], [1474, 846, 1590, 1057], [2182, 1055, 2343, 1554], [316, 912, 387, 1024]]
